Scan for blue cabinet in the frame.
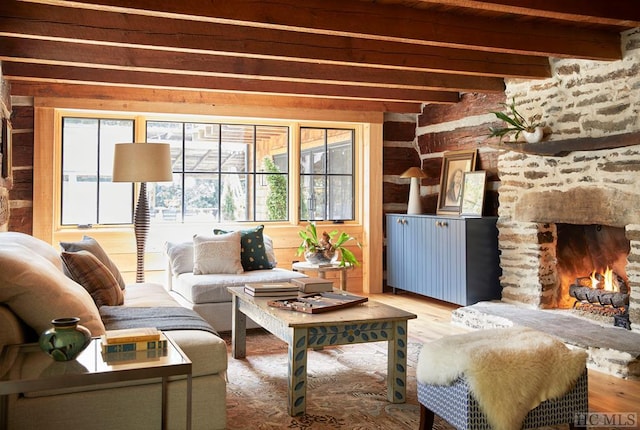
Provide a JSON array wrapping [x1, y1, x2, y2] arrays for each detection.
[[386, 214, 501, 306]]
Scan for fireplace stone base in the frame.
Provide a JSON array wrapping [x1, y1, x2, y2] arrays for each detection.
[[452, 301, 640, 380]]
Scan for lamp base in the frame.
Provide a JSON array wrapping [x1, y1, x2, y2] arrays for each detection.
[[133, 182, 150, 283], [407, 177, 422, 215]]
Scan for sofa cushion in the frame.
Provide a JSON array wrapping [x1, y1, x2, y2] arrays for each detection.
[[0, 232, 64, 271], [165, 241, 194, 275], [193, 232, 244, 275], [0, 242, 105, 336], [60, 236, 126, 290], [172, 268, 308, 304], [61, 250, 125, 307], [214, 225, 273, 271]]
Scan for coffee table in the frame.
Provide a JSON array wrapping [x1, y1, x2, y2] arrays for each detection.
[[0, 333, 192, 430], [227, 286, 417, 416]]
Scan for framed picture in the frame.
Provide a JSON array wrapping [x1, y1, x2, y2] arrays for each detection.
[[460, 171, 487, 217], [1, 118, 11, 180], [436, 150, 477, 215]]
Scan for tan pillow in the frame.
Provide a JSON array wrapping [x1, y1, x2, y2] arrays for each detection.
[[61, 251, 125, 307], [0, 242, 105, 336], [193, 232, 244, 275], [60, 236, 126, 290]]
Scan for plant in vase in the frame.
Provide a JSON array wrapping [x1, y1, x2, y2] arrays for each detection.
[[488, 97, 545, 143], [297, 223, 361, 267]]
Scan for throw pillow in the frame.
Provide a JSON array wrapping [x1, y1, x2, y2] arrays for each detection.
[[0, 242, 106, 336], [0, 232, 65, 271], [193, 232, 244, 275], [60, 236, 126, 290], [61, 250, 125, 307], [213, 225, 273, 271], [165, 241, 194, 275], [263, 234, 278, 268]]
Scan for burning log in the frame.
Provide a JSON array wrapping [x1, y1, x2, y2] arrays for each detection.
[[569, 272, 630, 308]]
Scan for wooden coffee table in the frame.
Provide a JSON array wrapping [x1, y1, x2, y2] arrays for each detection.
[[227, 286, 417, 416]]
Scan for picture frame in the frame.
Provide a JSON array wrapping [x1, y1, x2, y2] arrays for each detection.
[[436, 150, 477, 215], [1, 118, 12, 180], [460, 170, 487, 217]]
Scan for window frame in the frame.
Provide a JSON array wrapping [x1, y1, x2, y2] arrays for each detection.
[[50, 110, 363, 230]]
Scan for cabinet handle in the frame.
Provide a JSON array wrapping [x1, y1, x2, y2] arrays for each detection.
[[436, 221, 448, 228]]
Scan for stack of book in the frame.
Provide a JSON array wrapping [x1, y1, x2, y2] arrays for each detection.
[[244, 282, 300, 297], [291, 277, 334, 293], [101, 327, 168, 362]]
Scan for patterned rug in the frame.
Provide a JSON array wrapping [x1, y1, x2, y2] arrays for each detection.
[[223, 328, 446, 430]]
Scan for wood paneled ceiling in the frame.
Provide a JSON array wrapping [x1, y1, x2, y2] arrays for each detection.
[[1, 0, 638, 113]]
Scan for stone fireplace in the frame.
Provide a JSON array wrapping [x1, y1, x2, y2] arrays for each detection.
[[496, 142, 640, 333]]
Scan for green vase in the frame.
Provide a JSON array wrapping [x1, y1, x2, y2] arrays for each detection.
[[39, 317, 92, 361]]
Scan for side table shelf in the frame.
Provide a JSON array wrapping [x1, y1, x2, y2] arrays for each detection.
[[0, 333, 192, 430]]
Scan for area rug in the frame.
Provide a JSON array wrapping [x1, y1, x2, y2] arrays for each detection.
[[223, 328, 432, 430], [223, 329, 574, 430]]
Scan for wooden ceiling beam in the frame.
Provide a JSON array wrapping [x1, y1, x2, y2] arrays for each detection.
[[411, 0, 640, 27], [9, 80, 424, 113], [21, 0, 623, 59], [0, 1, 551, 79], [2, 62, 461, 104], [0, 37, 505, 93]]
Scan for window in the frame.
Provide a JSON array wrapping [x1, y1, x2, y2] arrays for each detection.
[[61, 117, 134, 225], [300, 128, 354, 221], [58, 113, 357, 227], [146, 122, 289, 223]]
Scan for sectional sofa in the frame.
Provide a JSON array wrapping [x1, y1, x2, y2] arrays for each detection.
[[0, 232, 227, 430]]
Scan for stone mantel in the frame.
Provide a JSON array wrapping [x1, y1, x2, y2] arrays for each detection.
[[490, 130, 640, 157]]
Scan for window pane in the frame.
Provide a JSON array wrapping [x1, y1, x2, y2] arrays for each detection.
[[183, 174, 219, 222], [328, 175, 353, 220], [99, 119, 135, 224], [301, 128, 326, 174], [147, 121, 184, 171], [220, 173, 248, 221], [256, 172, 288, 221], [185, 123, 218, 172], [62, 118, 99, 225], [256, 126, 289, 173], [300, 175, 326, 221], [327, 130, 353, 174], [221, 124, 252, 173], [153, 175, 182, 223]]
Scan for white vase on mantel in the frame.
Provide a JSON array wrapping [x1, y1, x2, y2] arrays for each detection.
[[522, 126, 544, 143]]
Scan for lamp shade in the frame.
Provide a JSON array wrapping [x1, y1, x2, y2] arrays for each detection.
[[400, 166, 427, 178], [112, 143, 173, 183]]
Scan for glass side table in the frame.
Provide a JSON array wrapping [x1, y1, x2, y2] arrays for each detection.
[[0, 333, 192, 430]]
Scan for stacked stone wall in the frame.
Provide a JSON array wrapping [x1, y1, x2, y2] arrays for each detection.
[[498, 28, 640, 331]]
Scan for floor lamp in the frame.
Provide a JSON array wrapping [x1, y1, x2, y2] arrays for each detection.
[[400, 166, 427, 215], [112, 143, 173, 283]]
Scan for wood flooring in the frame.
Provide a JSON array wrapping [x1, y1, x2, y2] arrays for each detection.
[[367, 291, 640, 416]]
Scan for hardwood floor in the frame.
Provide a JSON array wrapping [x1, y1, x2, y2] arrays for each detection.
[[367, 291, 640, 416]]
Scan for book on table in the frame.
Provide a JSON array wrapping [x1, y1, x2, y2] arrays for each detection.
[[102, 347, 168, 364], [290, 277, 334, 293], [100, 332, 168, 354], [267, 291, 368, 314], [244, 282, 300, 297], [103, 327, 161, 344]]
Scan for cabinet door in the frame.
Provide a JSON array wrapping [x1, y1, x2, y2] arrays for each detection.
[[386, 215, 406, 289], [402, 216, 430, 294], [436, 219, 467, 304]]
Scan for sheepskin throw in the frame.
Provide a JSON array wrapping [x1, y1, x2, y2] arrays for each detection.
[[417, 327, 587, 430]]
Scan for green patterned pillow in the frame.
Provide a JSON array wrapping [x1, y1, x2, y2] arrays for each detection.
[[213, 225, 273, 271]]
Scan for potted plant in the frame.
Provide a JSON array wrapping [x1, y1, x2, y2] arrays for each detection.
[[489, 97, 545, 143], [297, 223, 361, 267]]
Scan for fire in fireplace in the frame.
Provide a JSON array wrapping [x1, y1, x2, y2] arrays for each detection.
[[556, 224, 631, 329]]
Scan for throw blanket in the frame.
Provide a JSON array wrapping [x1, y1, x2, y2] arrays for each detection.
[[100, 306, 219, 337], [417, 327, 587, 430]]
